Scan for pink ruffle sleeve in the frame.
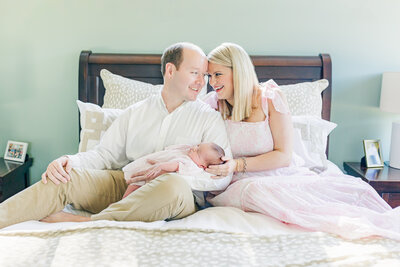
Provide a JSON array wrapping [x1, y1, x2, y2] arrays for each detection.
[[201, 91, 219, 110], [260, 79, 290, 115]]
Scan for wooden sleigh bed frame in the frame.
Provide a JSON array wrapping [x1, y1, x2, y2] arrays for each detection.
[[78, 51, 332, 154]]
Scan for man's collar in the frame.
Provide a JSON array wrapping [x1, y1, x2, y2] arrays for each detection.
[[160, 89, 190, 114]]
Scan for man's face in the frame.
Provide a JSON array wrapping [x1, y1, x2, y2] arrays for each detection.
[[170, 48, 208, 102]]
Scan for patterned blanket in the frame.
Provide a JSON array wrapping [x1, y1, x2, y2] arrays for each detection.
[[1, 224, 400, 266]]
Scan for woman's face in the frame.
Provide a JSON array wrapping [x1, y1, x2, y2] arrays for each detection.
[[208, 62, 234, 104]]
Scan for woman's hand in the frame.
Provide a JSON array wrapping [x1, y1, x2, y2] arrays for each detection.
[[206, 156, 237, 179]]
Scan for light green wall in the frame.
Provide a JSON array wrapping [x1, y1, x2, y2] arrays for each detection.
[[1, 0, 399, 184]]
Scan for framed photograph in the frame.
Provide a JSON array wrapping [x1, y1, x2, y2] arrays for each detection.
[[4, 140, 28, 163], [363, 139, 384, 168]]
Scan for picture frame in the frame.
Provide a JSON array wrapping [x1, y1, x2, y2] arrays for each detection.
[[363, 139, 384, 168], [4, 140, 28, 163]]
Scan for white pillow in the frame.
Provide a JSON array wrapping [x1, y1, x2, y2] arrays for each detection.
[[77, 100, 124, 152], [101, 69, 208, 109], [101, 69, 163, 109], [292, 115, 337, 169], [280, 79, 329, 118]]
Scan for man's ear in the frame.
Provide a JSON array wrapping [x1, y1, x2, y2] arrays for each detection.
[[165, 62, 175, 79]]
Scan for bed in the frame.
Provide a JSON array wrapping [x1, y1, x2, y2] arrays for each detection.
[[1, 51, 400, 266]]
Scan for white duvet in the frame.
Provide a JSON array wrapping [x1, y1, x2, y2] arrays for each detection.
[[0, 206, 307, 236]]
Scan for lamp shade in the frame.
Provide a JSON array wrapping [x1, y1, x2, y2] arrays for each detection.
[[380, 72, 400, 113]]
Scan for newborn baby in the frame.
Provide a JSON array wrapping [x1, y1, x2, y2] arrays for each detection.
[[122, 142, 225, 198]]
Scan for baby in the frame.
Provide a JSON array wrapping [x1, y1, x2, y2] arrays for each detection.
[[122, 142, 225, 198]]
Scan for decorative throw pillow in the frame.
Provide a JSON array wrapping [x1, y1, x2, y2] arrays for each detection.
[[101, 69, 163, 109], [77, 100, 124, 152], [101, 69, 208, 109], [280, 79, 329, 118], [292, 115, 337, 169]]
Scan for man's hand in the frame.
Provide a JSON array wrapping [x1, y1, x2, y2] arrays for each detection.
[[206, 156, 236, 178], [127, 161, 179, 185], [126, 165, 167, 184], [41, 156, 72, 185]]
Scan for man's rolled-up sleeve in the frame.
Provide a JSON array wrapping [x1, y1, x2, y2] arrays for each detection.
[[67, 108, 132, 170]]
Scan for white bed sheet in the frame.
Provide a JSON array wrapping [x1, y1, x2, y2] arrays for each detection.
[[0, 207, 309, 237]]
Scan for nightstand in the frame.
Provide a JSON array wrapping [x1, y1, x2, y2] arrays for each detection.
[[0, 157, 33, 202], [343, 162, 400, 208]]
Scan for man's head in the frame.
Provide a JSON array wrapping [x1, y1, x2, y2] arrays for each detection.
[[161, 42, 207, 102], [188, 142, 225, 170]]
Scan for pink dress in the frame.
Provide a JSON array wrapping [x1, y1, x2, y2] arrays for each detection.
[[206, 81, 400, 240]]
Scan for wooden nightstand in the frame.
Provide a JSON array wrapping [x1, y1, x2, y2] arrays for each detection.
[[0, 157, 33, 202], [343, 162, 400, 208]]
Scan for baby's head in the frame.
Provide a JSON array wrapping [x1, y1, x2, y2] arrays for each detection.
[[188, 142, 225, 170]]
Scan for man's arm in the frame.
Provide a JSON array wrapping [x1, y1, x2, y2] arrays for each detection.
[[126, 160, 179, 185], [202, 111, 232, 159], [67, 108, 132, 170], [42, 108, 132, 184], [195, 110, 232, 190], [120, 107, 232, 191]]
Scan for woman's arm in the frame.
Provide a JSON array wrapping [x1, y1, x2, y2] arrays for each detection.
[[240, 92, 293, 172], [207, 90, 293, 176]]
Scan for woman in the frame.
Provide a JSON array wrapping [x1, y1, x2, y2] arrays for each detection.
[[204, 42, 400, 240]]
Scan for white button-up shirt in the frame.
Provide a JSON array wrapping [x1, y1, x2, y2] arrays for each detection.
[[69, 93, 232, 195]]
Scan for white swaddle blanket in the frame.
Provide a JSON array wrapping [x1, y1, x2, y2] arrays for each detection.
[[122, 144, 232, 191]]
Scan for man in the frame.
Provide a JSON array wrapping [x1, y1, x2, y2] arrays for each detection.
[[0, 43, 231, 228]]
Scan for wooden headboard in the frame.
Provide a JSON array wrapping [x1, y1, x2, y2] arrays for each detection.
[[79, 51, 332, 121]]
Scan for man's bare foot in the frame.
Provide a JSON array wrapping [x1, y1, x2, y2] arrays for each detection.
[[40, 211, 91, 223]]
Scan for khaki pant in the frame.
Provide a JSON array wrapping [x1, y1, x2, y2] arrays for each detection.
[[0, 168, 196, 229]]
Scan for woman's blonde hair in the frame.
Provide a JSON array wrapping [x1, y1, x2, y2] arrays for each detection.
[[208, 43, 259, 121]]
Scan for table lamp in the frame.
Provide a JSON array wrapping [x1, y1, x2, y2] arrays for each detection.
[[380, 72, 400, 169]]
